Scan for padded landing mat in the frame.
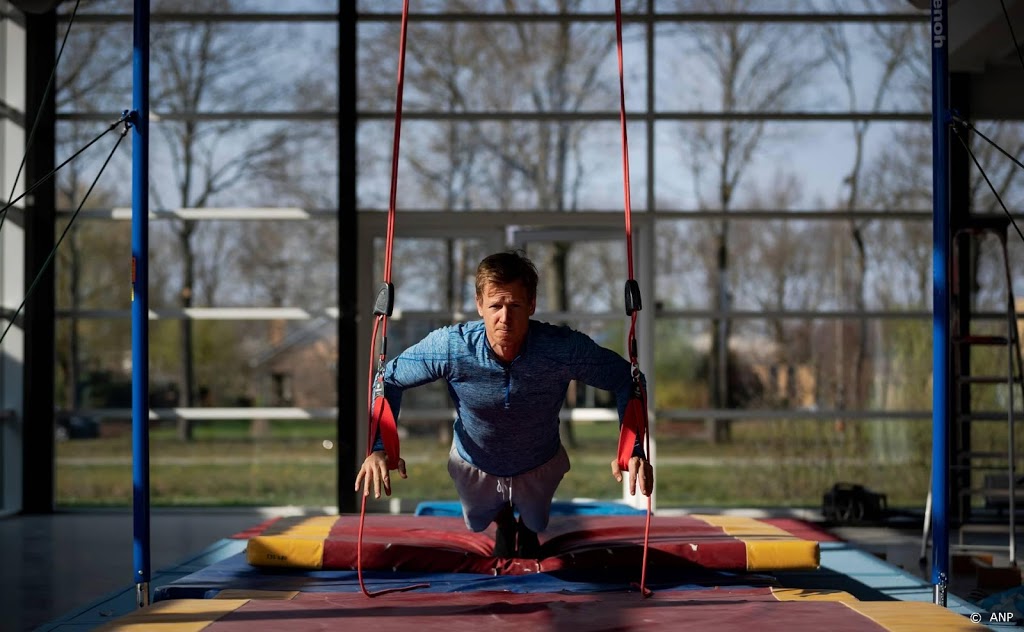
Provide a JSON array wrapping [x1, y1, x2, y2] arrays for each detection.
[[245, 514, 819, 574], [155, 549, 787, 601], [97, 592, 987, 632]]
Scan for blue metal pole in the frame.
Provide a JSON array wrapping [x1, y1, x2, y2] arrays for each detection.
[[131, 0, 150, 609], [930, 0, 950, 607]]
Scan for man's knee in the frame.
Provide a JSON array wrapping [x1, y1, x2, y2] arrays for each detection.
[[517, 505, 553, 533], [463, 501, 507, 532]]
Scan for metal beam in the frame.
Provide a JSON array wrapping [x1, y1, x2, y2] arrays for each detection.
[[357, 11, 926, 24], [58, 109, 932, 123], [130, 0, 151, 607], [929, 0, 951, 606], [21, 7, 56, 515], [66, 207, 961, 222], [66, 10, 927, 25], [337, 3, 358, 514]]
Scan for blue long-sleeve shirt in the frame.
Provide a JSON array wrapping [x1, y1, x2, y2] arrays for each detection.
[[377, 319, 642, 477]]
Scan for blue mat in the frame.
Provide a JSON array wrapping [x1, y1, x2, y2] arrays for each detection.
[[153, 548, 769, 601]]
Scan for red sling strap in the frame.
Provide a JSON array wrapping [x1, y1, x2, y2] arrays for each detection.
[[613, 0, 654, 598], [357, 0, 427, 597]]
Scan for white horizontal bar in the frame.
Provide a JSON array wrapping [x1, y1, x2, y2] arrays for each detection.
[[98, 207, 328, 220], [80, 407, 337, 421], [65, 207, 997, 224], [399, 408, 618, 423], [57, 307, 334, 320]]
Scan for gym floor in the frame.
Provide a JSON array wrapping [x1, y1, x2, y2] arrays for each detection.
[[1, 506, 1016, 632], [0, 508, 269, 632]]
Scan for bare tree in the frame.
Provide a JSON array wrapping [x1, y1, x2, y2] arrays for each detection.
[[732, 173, 828, 357], [148, 0, 313, 438], [54, 182, 125, 410], [822, 1, 920, 419], [670, 0, 824, 441], [54, 5, 131, 409]]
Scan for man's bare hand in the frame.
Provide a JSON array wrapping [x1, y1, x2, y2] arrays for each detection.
[[355, 450, 407, 498], [610, 456, 654, 496]]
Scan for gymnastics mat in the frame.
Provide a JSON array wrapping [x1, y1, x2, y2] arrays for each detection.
[[96, 590, 988, 632], [154, 547, 788, 601], [244, 513, 820, 574]]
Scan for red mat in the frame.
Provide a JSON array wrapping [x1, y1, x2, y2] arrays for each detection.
[[101, 592, 987, 632], [245, 514, 821, 574]]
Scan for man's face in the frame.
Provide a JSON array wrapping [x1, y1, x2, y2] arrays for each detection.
[[476, 280, 536, 357]]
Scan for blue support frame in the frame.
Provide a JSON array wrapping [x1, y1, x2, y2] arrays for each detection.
[[929, 0, 950, 607], [131, 0, 151, 609]]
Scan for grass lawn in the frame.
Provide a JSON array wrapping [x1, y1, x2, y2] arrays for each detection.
[[56, 418, 939, 509]]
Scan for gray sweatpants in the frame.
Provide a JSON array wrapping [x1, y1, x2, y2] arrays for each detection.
[[447, 442, 571, 533]]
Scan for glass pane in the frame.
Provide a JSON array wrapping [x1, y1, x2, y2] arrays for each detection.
[[377, 237, 488, 312], [358, 120, 646, 211], [54, 7, 342, 510], [652, 315, 932, 507], [358, 19, 646, 113], [654, 20, 928, 114], [652, 315, 934, 415], [150, 22, 337, 113], [653, 121, 931, 211], [651, 416, 931, 507], [55, 316, 340, 507]]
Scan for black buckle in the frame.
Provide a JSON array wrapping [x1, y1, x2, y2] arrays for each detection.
[[624, 279, 642, 315], [373, 282, 394, 317]]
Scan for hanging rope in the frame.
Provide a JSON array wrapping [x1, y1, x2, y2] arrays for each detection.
[[613, 0, 654, 599], [949, 116, 1024, 246], [0, 0, 82, 236], [0, 115, 130, 346], [950, 122, 1024, 245], [355, 0, 427, 598], [0, 114, 128, 228]]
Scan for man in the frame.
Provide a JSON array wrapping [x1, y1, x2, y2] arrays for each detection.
[[355, 250, 653, 558]]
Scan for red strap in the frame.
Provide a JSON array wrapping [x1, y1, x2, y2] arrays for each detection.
[[617, 390, 647, 472], [614, 0, 634, 281], [356, 0, 428, 599], [370, 389, 401, 468], [615, 0, 653, 599]]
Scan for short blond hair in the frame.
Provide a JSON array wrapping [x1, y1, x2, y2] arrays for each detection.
[[475, 250, 539, 301]]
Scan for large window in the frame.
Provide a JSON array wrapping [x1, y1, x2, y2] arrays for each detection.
[[53, 1, 1017, 511], [54, 2, 340, 507]]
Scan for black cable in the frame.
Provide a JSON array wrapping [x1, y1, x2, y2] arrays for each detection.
[[1000, 0, 1024, 82], [0, 0, 82, 236], [954, 116, 1024, 174], [951, 123, 1024, 246], [0, 113, 127, 222], [0, 122, 129, 346]]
